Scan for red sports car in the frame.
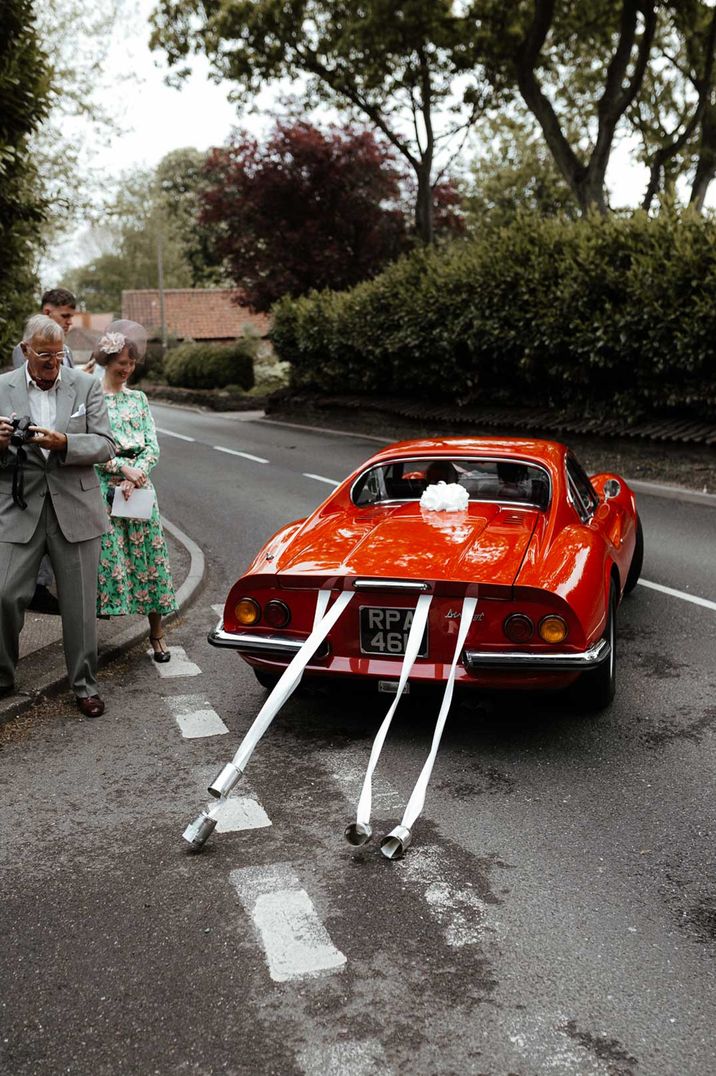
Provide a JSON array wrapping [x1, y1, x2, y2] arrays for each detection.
[[209, 437, 643, 710]]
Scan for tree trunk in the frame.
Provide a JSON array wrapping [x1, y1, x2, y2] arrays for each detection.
[[415, 165, 434, 245], [690, 100, 716, 212]]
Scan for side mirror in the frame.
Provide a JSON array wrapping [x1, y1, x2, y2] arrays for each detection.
[[603, 479, 621, 501]]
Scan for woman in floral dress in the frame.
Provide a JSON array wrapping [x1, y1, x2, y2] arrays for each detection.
[[93, 325, 176, 662]]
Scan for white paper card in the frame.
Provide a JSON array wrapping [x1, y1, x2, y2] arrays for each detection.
[[111, 486, 154, 520]]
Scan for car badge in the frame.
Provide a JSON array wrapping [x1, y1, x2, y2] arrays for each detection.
[[445, 608, 484, 621]]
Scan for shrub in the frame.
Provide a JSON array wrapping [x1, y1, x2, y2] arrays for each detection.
[[271, 210, 716, 419], [164, 339, 256, 391]]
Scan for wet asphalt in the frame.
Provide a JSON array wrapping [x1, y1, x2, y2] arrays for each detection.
[[1, 404, 715, 1076]]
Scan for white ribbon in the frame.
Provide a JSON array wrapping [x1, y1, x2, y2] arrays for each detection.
[[232, 588, 353, 772], [352, 593, 433, 829], [398, 595, 476, 832]]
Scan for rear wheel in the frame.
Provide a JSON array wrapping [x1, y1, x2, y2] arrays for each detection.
[[572, 582, 616, 712], [253, 668, 280, 691], [623, 514, 644, 595]]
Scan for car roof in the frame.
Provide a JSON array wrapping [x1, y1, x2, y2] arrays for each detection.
[[363, 436, 567, 470]]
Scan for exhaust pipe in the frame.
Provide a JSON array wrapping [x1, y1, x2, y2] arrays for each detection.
[[380, 825, 412, 860]]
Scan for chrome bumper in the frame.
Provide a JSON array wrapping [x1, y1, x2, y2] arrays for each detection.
[[464, 638, 610, 672], [208, 625, 325, 657]]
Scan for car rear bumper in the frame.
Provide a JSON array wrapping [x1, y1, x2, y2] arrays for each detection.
[[463, 638, 610, 672], [208, 626, 328, 657]]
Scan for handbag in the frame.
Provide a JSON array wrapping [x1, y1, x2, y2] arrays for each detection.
[[111, 486, 155, 521]]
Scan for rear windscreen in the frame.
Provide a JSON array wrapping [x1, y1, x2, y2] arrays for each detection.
[[352, 457, 550, 510]]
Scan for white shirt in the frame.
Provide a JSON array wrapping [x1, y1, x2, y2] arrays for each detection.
[[25, 362, 62, 459]]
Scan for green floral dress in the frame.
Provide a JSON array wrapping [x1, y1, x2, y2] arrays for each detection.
[[96, 388, 177, 617]]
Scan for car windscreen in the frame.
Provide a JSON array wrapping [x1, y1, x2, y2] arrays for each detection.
[[351, 457, 551, 510]]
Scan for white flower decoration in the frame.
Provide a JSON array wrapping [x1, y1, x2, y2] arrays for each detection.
[[419, 481, 469, 512], [99, 331, 126, 355]]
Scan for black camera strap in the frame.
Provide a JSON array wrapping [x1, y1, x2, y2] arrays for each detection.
[[11, 446, 28, 510]]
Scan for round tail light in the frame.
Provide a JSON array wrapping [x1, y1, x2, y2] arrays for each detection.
[[235, 597, 261, 626], [539, 615, 568, 643], [264, 600, 291, 629], [504, 614, 534, 643]]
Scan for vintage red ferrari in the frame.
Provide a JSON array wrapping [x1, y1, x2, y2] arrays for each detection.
[[209, 437, 643, 710]]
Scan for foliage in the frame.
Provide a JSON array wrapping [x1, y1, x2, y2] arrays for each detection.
[[163, 339, 256, 390], [201, 121, 409, 311], [0, 0, 51, 356], [150, 0, 491, 242], [66, 148, 224, 312], [271, 210, 716, 419]]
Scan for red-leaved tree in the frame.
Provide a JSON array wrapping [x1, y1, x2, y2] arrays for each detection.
[[201, 122, 410, 311]]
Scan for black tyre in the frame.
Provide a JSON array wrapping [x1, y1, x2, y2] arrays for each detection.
[[253, 668, 280, 691], [623, 514, 644, 595], [572, 582, 617, 712]]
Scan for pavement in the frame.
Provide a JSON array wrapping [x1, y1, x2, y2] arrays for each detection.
[[0, 515, 205, 726], [2, 402, 712, 729]]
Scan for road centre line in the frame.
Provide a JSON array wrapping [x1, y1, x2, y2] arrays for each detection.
[[639, 578, 716, 612], [302, 473, 340, 486], [230, 863, 346, 982], [156, 427, 196, 442], [213, 445, 269, 463], [297, 1040, 393, 1076], [167, 695, 229, 738]]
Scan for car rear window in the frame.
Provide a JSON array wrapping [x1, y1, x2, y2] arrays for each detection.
[[352, 457, 551, 509]]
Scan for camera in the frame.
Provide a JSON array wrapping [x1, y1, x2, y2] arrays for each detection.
[[10, 416, 35, 447]]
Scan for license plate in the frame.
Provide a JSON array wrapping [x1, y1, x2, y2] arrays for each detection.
[[360, 606, 428, 657]]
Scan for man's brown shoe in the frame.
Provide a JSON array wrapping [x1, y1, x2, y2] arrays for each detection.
[[76, 695, 105, 718]]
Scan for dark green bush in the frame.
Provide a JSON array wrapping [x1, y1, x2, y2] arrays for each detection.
[[164, 340, 256, 391], [271, 210, 716, 418]]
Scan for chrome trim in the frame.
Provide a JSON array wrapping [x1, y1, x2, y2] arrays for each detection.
[[208, 626, 324, 655], [464, 638, 610, 671], [353, 579, 430, 592]]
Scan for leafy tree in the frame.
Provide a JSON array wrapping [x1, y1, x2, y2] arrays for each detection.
[[200, 121, 409, 310], [0, 0, 51, 356], [465, 114, 577, 226], [66, 148, 224, 312], [150, 0, 489, 243]]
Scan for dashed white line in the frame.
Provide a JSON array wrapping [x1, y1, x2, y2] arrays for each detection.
[[156, 427, 195, 442], [302, 473, 340, 486], [638, 578, 716, 612], [167, 695, 229, 738], [211, 603, 224, 618], [213, 445, 269, 463], [149, 646, 202, 677], [215, 796, 272, 832], [230, 863, 346, 982], [297, 1040, 393, 1076]]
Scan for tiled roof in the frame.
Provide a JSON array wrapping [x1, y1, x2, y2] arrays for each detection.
[[121, 289, 270, 341]]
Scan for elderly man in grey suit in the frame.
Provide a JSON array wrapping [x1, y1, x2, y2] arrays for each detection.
[[0, 315, 116, 717]]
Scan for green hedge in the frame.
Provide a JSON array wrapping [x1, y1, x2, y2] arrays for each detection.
[[163, 340, 256, 391], [271, 210, 716, 418]]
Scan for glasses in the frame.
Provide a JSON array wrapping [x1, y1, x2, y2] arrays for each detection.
[[29, 346, 64, 360]]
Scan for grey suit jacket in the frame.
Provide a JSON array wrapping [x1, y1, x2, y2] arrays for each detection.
[[0, 366, 116, 543], [12, 343, 74, 369]]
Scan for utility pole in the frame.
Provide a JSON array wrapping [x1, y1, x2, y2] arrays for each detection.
[[157, 231, 168, 358]]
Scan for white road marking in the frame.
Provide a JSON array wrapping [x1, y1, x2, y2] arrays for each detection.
[[167, 695, 229, 738], [638, 578, 716, 612], [213, 445, 269, 463], [215, 796, 272, 832], [230, 863, 346, 983], [156, 427, 195, 442], [148, 646, 202, 677], [211, 603, 224, 618], [302, 472, 340, 486], [297, 1040, 393, 1076]]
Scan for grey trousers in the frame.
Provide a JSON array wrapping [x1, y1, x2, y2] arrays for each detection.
[[0, 498, 101, 696]]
